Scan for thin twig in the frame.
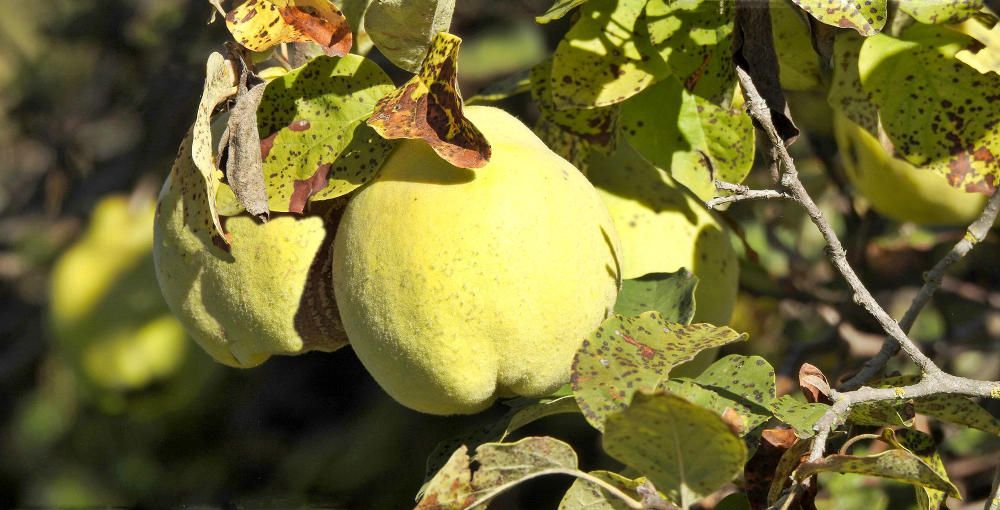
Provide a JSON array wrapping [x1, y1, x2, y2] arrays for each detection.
[[840, 190, 1000, 390], [707, 180, 793, 209]]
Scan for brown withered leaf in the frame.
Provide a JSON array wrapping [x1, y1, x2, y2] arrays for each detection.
[[367, 32, 491, 169], [225, 0, 352, 56], [798, 363, 832, 405], [220, 45, 270, 221], [745, 428, 798, 510]]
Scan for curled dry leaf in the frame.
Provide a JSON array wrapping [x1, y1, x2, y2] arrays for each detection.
[[225, 0, 352, 56], [367, 32, 491, 169], [220, 46, 270, 221], [798, 363, 832, 405]]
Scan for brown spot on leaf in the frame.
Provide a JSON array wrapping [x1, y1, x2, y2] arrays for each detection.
[[225, 0, 352, 55], [289, 163, 331, 213], [367, 32, 491, 169]]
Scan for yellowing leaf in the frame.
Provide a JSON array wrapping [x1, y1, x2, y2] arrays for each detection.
[[367, 32, 491, 169], [225, 0, 352, 55], [790, 0, 886, 36], [953, 17, 1000, 75]]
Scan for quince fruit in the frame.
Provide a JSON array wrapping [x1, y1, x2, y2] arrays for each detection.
[[50, 195, 189, 391], [332, 106, 621, 415], [834, 112, 987, 226], [153, 164, 347, 368]]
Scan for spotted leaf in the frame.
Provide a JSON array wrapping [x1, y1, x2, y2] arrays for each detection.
[[558, 471, 646, 510], [793, 449, 960, 498], [225, 0, 352, 55], [874, 375, 1000, 435], [604, 391, 747, 507], [882, 428, 953, 510], [693, 354, 777, 429], [550, 0, 670, 109], [623, 77, 755, 201], [772, 0, 823, 91], [367, 32, 490, 169], [255, 54, 395, 213], [645, 0, 736, 104], [571, 311, 747, 431], [790, 0, 886, 37], [860, 23, 1000, 193], [827, 31, 878, 135], [613, 270, 697, 323], [770, 395, 828, 438], [181, 52, 237, 248], [898, 0, 982, 25]]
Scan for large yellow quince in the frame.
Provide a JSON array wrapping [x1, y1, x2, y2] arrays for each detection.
[[834, 112, 988, 226], [50, 195, 190, 392], [153, 166, 347, 368], [332, 106, 621, 415]]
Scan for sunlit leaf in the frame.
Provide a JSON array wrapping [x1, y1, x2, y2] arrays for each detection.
[[772, 0, 822, 91], [572, 311, 747, 430], [537, 0, 589, 24], [225, 0, 352, 55], [874, 375, 1000, 435], [827, 31, 878, 135], [603, 391, 747, 507], [368, 32, 491, 169], [860, 23, 1000, 193], [558, 471, 644, 510], [693, 354, 776, 429], [366, 0, 455, 72], [770, 395, 828, 438], [789, 0, 886, 36], [550, 0, 669, 108], [953, 17, 1000, 75], [645, 0, 736, 103], [881, 428, 953, 510], [898, 0, 982, 24], [256, 54, 395, 213]]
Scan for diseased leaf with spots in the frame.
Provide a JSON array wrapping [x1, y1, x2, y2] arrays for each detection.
[[225, 0, 352, 55], [881, 428, 953, 510], [847, 400, 915, 427], [898, 0, 982, 25], [623, 77, 755, 200], [256, 54, 395, 213], [183, 52, 238, 248], [572, 311, 747, 430], [874, 375, 1000, 435], [367, 32, 491, 169], [859, 23, 1000, 193], [792, 449, 960, 498], [558, 471, 644, 510], [772, 0, 823, 91], [790, 0, 886, 37], [366, 0, 455, 72], [693, 354, 776, 429], [953, 17, 1000, 75], [603, 391, 747, 507], [417, 437, 579, 510], [827, 31, 878, 135], [613, 270, 697, 323], [550, 0, 669, 109], [531, 59, 618, 171], [770, 395, 828, 438], [645, 0, 736, 104]]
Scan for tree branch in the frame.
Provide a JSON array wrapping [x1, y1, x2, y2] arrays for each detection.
[[707, 180, 793, 209], [839, 190, 1000, 390]]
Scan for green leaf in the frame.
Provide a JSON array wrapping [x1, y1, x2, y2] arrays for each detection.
[[882, 429, 953, 510], [185, 52, 237, 247], [537, 0, 589, 24], [604, 391, 747, 507], [793, 449, 960, 499], [256, 54, 396, 213], [622, 78, 755, 200], [898, 0, 982, 24], [645, 0, 736, 103], [790, 0, 886, 36], [613, 270, 697, 323], [770, 395, 829, 438], [558, 470, 644, 510], [827, 31, 878, 134], [771, 0, 822, 91], [847, 400, 915, 427], [417, 437, 579, 509], [693, 354, 776, 430], [767, 437, 813, 505], [572, 312, 747, 430], [501, 396, 581, 441], [875, 375, 1000, 435], [859, 23, 1000, 194], [365, 0, 455, 72], [550, 0, 669, 108]]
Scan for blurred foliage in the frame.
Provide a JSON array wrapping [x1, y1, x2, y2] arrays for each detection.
[[0, 0, 997, 508]]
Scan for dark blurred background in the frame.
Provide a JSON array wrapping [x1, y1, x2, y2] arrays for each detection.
[[1, 1, 997, 509]]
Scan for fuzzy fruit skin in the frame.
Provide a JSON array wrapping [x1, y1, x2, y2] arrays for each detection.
[[834, 112, 987, 226], [589, 144, 740, 375], [153, 173, 346, 368], [50, 195, 188, 391], [333, 106, 621, 415]]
